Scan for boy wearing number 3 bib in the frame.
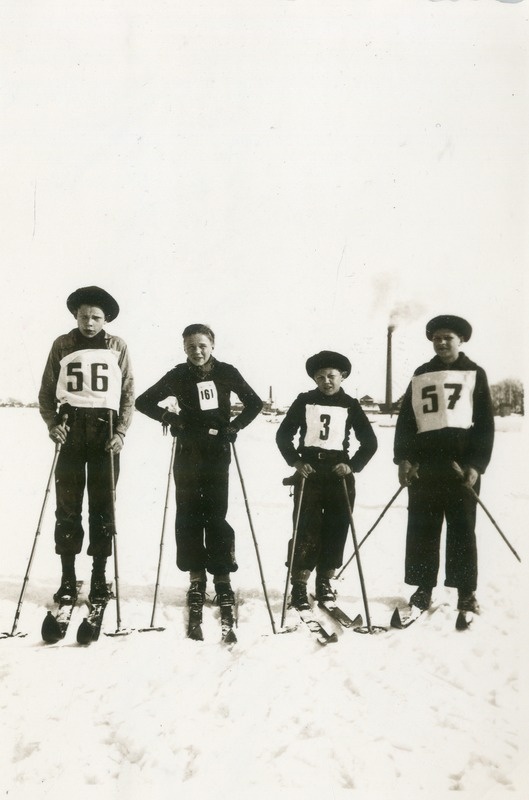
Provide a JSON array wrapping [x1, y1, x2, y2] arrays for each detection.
[[276, 351, 378, 610], [38, 286, 135, 603], [135, 324, 263, 608], [394, 315, 494, 615]]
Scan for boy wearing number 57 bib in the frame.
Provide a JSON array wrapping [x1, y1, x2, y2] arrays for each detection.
[[276, 351, 378, 610], [135, 324, 263, 609], [38, 287, 135, 604], [394, 315, 494, 615]]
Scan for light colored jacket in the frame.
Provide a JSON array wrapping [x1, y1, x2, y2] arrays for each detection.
[[38, 329, 135, 438]]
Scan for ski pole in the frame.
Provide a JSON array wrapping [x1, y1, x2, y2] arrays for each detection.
[[452, 461, 522, 563], [1, 414, 68, 639], [280, 476, 306, 629], [335, 484, 405, 579], [232, 443, 276, 634], [140, 436, 177, 632], [342, 477, 386, 634], [105, 411, 132, 637]]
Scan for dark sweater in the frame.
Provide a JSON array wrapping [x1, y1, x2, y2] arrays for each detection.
[[135, 357, 263, 433], [276, 387, 378, 472], [393, 353, 494, 474]]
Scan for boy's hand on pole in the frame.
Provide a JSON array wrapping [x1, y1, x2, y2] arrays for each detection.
[[294, 461, 315, 479], [49, 415, 69, 445], [106, 433, 124, 454], [223, 425, 239, 443], [452, 461, 479, 489], [398, 460, 419, 486], [332, 463, 352, 477]]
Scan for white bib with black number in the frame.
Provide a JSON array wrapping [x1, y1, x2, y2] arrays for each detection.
[[304, 404, 348, 450], [411, 370, 476, 433], [196, 380, 219, 411], [57, 349, 122, 411]]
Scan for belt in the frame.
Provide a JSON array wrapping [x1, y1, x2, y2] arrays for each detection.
[[304, 450, 345, 463]]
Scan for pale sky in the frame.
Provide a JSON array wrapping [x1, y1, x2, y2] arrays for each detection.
[[1, 0, 527, 407]]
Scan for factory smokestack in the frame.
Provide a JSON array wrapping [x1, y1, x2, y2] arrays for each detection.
[[385, 325, 394, 411]]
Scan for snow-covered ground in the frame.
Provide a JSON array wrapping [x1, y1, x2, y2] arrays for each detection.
[[0, 408, 527, 799]]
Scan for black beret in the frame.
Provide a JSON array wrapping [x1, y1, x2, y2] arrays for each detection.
[[305, 350, 352, 378], [66, 286, 120, 322], [426, 315, 472, 341]]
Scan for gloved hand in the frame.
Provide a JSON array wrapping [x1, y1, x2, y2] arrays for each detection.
[[162, 411, 185, 437], [221, 425, 239, 444]]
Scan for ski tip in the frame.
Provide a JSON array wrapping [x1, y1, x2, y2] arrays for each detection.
[[390, 607, 403, 628], [76, 619, 95, 645], [41, 611, 63, 644], [316, 631, 338, 646]]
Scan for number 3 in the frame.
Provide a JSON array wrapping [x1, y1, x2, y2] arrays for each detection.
[[320, 414, 330, 440]]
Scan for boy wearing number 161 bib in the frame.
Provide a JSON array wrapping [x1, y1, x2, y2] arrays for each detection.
[[38, 286, 135, 604], [135, 324, 263, 609], [394, 315, 494, 615], [276, 351, 378, 611]]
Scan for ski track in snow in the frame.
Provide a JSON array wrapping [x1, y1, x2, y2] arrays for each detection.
[[0, 409, 527, 799]]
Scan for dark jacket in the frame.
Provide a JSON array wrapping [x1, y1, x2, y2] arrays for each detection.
[[135, 357, 263, 435], [393, 353, 494, 474], [276, 387, 378, 472]]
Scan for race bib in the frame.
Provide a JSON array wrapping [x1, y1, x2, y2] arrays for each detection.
[[57, 349, 122, 411], [304, 404, 348, 450], [196, 380, 219, 411], [411, 370, 476, 433]]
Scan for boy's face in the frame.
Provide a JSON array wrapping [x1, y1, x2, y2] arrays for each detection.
[[75, 304, 106, 338], [184, 333, 214, 366], [313, 368, 345, 396], [432, 328, 463, 365]]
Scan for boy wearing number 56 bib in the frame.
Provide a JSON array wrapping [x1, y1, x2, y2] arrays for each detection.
[[276, 351, 378, 610], [135, 324, 263, 609], [38, 287, 135, 603], [394, 315, 494, 615]]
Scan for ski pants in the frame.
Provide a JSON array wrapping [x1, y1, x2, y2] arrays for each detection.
[[405, 469, 479, 591], [173, 435, 237, 576], [289, 466, 355, 576], [54, 408, 118, 558]]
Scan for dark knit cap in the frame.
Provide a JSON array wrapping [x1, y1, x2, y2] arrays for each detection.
[[426, 315, 472, 341], [66, 286, 120, 322], [305, 350, 352, 378]]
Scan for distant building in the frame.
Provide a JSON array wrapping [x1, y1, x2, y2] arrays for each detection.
[[359, 395, 380, 414]]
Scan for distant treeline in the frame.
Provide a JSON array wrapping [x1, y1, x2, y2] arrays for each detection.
[[0, 378, 524, 416], [490, 379, 524, 416], [0, 399, 39, 408]]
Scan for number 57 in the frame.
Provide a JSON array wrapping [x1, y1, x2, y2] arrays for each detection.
[[422, 383, 462, 413]]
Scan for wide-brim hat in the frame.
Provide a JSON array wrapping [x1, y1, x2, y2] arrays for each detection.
[[305, 350, 352, 378], [426, 315, 472, 341], [66, 286, 120, 322]]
